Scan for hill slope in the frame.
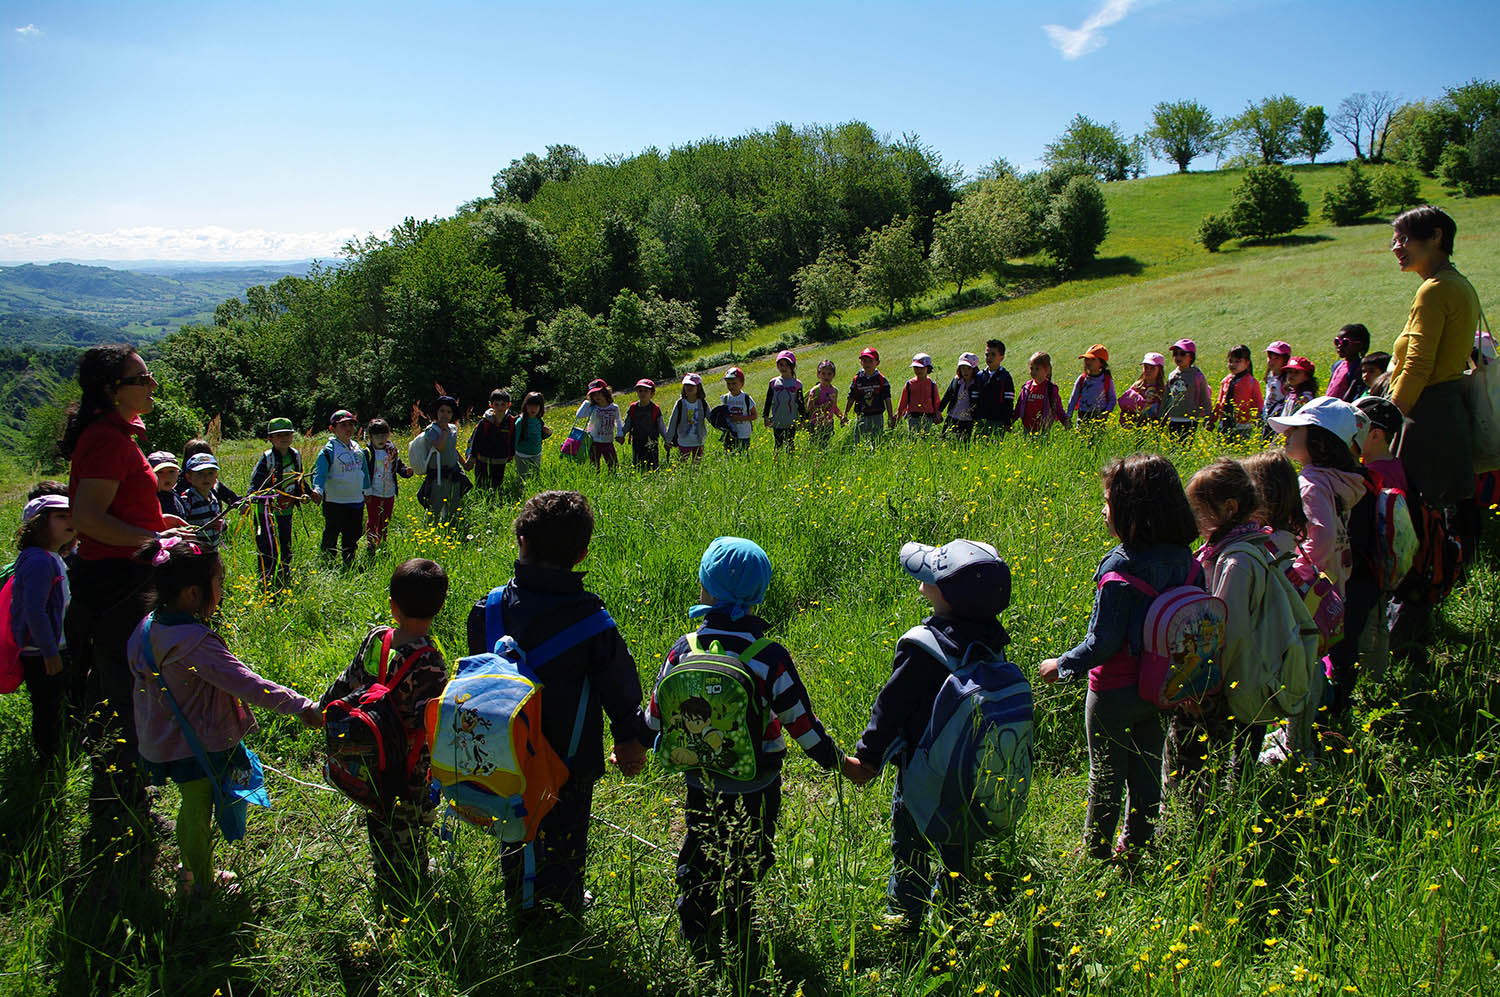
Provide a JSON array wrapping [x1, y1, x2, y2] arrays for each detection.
[[703, 166, 1499, 386]]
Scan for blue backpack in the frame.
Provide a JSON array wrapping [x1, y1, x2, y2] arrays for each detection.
[[884, 625, 1034, 845]]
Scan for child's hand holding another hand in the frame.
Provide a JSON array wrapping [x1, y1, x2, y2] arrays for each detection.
[[841, 755, 878, 786], [1038, 658, 1061, 684], [609, 740, 648, 777], [299, 706, 326, 728]]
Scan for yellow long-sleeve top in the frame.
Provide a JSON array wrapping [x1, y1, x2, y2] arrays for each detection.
[[1389, 267, 1481, 414]]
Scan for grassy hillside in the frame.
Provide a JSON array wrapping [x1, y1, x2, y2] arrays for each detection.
[[696, 165, 1497, 388], [0, 429, 1494, 995]]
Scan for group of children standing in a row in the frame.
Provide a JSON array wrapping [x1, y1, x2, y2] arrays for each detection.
[[564, 326, 1386, 466]]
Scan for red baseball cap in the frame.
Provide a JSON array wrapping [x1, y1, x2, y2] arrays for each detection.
[[724, 367, 745, 380], [634, 378, 656, 391], [859, 347, 879, 363], [587, 378, 610, 393], [1284, 356, 1315, 374]]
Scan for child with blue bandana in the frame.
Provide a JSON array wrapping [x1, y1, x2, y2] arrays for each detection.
[[639, 537, 842, 962]]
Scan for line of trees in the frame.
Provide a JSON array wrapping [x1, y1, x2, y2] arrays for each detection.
[[134, 78, 1494, 439]]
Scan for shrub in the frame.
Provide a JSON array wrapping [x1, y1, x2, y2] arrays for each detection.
[[1228, 164, 1308, 239], [1321, 162, 1377, 226], [142, 377, 206, 458], [1197, 213, 1236, 252], [1371, 166, 1422, 214], [1040, 175, 1110, 273]]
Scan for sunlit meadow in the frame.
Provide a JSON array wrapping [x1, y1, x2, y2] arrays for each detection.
[[1, 418, 1496, 996]]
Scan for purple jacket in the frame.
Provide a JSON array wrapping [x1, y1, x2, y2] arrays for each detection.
[[10, 546, 69, 658], [127, 614, 314, 763]]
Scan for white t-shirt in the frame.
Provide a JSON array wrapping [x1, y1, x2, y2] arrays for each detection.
[[724, 391, 755, 439]]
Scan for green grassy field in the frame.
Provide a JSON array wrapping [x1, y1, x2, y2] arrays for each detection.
[[2, 165, 1498, 995], [0, 424, 1496, 996], [692, 165, 1498, 395]]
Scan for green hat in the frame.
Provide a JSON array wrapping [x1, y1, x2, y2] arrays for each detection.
[[268, 417, 295, 435]]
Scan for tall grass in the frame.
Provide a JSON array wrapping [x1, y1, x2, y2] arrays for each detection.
[[1, 422, 1496, 995]]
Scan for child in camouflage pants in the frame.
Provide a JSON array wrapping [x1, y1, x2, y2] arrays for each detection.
[[320, 559, 450, 906]]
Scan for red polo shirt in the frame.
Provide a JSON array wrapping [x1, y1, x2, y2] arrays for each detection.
[[68, 411, 166, 561]]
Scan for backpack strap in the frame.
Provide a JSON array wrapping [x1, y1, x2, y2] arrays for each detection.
[[1098, 571, 1158, 599], [483, 584, 508, 654], [898, 624, 952, 671], [140, 614, 234, 813]]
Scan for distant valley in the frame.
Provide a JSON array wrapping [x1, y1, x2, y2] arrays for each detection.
[[0, 260, 321, 344]]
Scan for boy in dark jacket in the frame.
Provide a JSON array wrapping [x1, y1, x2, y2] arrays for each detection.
[[467, 389, 517, 490], [843, 539, 1015, 931], [465, 490, 649, 915], [640, 537, 842, 960], [247, 417, 307, 588], [976, 338, 1016, 433]]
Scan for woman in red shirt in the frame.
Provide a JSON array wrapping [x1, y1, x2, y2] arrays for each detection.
[[64, 345, 190, 839]]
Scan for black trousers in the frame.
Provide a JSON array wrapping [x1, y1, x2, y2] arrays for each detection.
[[1326, 566, 1378, 717], [502, 776, 595, 914], [676, 779, 781, 944], [321, 501, 362, 565], [473, 459, 508, 489], [20, 653, 67, 761], [66, 558, 152, 817]]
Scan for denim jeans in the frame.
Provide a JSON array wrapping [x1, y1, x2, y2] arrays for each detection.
[[887, 770, 969, 926]]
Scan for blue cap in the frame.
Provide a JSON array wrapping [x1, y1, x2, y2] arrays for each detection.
[[690, 537, 772, 620], [184, 453, 220, 473], [901, 538, 1011, 620]]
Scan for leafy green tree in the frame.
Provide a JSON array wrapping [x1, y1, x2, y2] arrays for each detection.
[[714, 291, 754, 358], [1231, 95, 1305, 164], [1296, 105, 1333, 163], [856, 216, 933, 318], [470, 203, 557, 319], [1229, 165, 1309, 239], [1044, 114, 1135, 182], [930, 196, 1000, 299], [1321, 162, 1376, 225], [601, 289, 673, 387], [792, 247, 856, 333], [1440, 118, 1500, 196], [535, 306, 605, 398], [1371, 166, 1421, 213], [642, 291, 700, 353], [1197, 213, 1235, 252], [1146, 100, 1221, 172], [1443, 78, 1500, 142], [1040, 175, 1109, 273], [491, 143, 588, 202], [1387, 101, 1464, 175]]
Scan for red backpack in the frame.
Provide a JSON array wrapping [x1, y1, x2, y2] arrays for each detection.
[[323, 628, 430, 811], [1398, 501, 1464, 606]]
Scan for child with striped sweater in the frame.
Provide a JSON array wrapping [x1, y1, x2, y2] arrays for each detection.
[[640, 537, 841, 960]]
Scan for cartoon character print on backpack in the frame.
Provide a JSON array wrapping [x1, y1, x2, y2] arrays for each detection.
[[652, 634, 763, 782], [664, 693, 739, 771], [450, 695, 497, 777]]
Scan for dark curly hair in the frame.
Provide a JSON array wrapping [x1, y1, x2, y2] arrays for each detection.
[[515, 490, 593, 568], [1187, 458, 1260, 543], [60, 345, 141, 460], [1101, 453, 1200, 549]]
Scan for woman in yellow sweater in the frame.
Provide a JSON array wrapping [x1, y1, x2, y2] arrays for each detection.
[[1387, 205, 1481, 662]]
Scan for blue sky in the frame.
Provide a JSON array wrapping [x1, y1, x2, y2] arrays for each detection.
[[2, 0, 1496, 261]]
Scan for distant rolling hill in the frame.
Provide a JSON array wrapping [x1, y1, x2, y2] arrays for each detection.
[[0, 260, 320, 341]]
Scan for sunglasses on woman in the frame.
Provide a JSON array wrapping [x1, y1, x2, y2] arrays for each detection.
[[116, 370, 156, 387]]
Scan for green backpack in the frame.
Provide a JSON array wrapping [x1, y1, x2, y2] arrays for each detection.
[[652, 634, 769, 782]]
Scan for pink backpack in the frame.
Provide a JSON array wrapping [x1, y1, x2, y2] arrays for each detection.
[[0, 574, 27, 694], [1098, 564, 1228, 709]]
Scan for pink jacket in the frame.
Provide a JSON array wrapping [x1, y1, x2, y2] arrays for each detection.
[[1294, 467, 1368, 596], [127, 615, 315, 763]]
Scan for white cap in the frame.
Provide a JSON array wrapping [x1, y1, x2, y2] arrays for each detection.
[[1266, 395, 1362, 444]]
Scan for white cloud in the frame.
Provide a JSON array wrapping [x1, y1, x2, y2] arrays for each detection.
[[0, 225, 360, 262], [1043, 0, 1138, 59], [15, 23, 41, 36]]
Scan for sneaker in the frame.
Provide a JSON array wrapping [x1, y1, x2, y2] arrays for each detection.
[[1258, 726, 1293, 766]]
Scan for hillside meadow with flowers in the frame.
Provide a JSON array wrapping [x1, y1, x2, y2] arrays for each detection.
[[0, 418, 1497, 996], [1, 164, 1499, 995]]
